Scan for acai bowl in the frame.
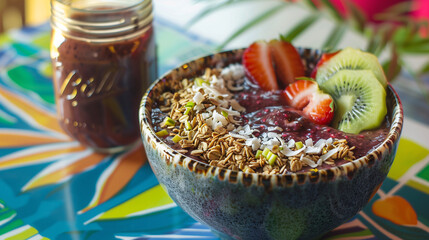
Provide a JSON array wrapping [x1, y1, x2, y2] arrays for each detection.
[[139, 42, 403, 239]]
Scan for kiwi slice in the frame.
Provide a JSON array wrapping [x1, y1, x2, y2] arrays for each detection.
[[316, 48, 388, 88], [320, 70, 387, 134]]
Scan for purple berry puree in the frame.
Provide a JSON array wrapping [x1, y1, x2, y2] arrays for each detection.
[[237, 85, 389, 168], [151, 77, 390, 172], [52, 27, 157, 150]]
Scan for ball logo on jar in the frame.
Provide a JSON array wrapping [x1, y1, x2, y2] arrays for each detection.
[[59, 69, 121, 106]]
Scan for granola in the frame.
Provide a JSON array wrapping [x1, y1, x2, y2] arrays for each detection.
[[154, 65, 356, 174]]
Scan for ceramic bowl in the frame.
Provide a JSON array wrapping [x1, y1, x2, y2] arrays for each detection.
[[139, 49, 403, 240]]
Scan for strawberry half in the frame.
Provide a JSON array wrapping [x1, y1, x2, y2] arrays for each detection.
[[283, 80, 334, 125], [310, 50, 340, 78], [242, 41, 279, 91], [269, 39, 305, 88]]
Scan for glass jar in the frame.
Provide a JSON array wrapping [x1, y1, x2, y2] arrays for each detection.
[[50, 0, 156, 153]]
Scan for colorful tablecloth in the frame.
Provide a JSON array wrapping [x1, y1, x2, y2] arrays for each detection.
[[0, 19, 428, 240]]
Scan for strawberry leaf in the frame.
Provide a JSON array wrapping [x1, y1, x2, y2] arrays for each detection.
[[295, 77, 315, 81]]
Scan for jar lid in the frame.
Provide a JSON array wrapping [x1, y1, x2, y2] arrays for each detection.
[[51, 0, 153, 41]]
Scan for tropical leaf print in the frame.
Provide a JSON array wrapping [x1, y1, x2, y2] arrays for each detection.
[[0, 142, 86, 170], [0, 109, 16, 125], [0, 86, 65, 136], [0, 200, 49, 240], [7, 65, 55, 105], [322, 218, 374, 240], [115, 222, 217, 240], [0, 60, 170, 239], [358, 136, 429, 240], [90, 184, 176, 222], [80, 144, 147, 213], [22, 149, 107, 192], [1, 22, 200, 240], [372, 196, 417, 225], [0, 129, 67, 147]]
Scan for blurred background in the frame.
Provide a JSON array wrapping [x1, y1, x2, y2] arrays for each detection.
[[0, 0, 50, 33], [2, 0, 427, 72], [1, 0, 428, 120]]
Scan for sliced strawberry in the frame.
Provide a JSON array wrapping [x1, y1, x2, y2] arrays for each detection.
[[310, 50, 340, 78], [269, 39, 306, 88], [242, 41, 279, 91], [283, 79, 318, 109], [283, 80, 334, 125], [304, 92, 334, 125]]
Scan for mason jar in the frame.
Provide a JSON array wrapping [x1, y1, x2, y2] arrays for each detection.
[[50, 0, 157, 153]]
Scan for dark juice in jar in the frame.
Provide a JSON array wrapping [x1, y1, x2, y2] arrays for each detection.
[[50, 0, 156, 152]]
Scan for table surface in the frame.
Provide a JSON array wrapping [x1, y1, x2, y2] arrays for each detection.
[[0, 15, 428, 240]]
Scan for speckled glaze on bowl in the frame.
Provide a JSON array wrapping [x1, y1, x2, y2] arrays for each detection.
[[139, 49, 403, 240]]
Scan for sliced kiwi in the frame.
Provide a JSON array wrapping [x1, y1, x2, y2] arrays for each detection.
[[316, 48, 388, 88], [320, 70, 387, 134]]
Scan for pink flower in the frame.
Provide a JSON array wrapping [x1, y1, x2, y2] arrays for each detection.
[[312, 0, 409, 23], [412, 0, 429, 37], [309, 0, 429, 37]]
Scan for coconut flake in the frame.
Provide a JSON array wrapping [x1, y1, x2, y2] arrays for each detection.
[[219, 107, 241, 116], [314, 139, 326, 147], [268, 132, 280, 138], [246, 137, 261, 151], [222, 64, 245, 81], [213, 111, 228, 126], [212, 121, 223, 130], [228, 117, 241, 124], [206, 105, 216, 111], [243, 124, 251, 133], [227, 81, 244, 91], [238, 125, 253, 135], [277, 137, 286, 147], [221, 70, 232, 82], [232, 68, 245, 80], [305, 139, 313, 147], [317, 157, 324, 166], [268, 126, 283, 132], [201, 113, 211, 119], [194, 103, 205, 112], [206, 119, 213, 127], [306, 146, 324, 155], [229, 99, 246, 112], [320, 147, 339, 161], [301, 155, 318, 168], [229, 132, 249, 139], [202, 85, 229, 98], [281, 145, 306, 157], [287, 139, 295, 149], [267, 139, 280, 149], [193, 92, 204, 104]]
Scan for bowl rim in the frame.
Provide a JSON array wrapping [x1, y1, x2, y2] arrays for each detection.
[[139, 48, 404, 186]]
